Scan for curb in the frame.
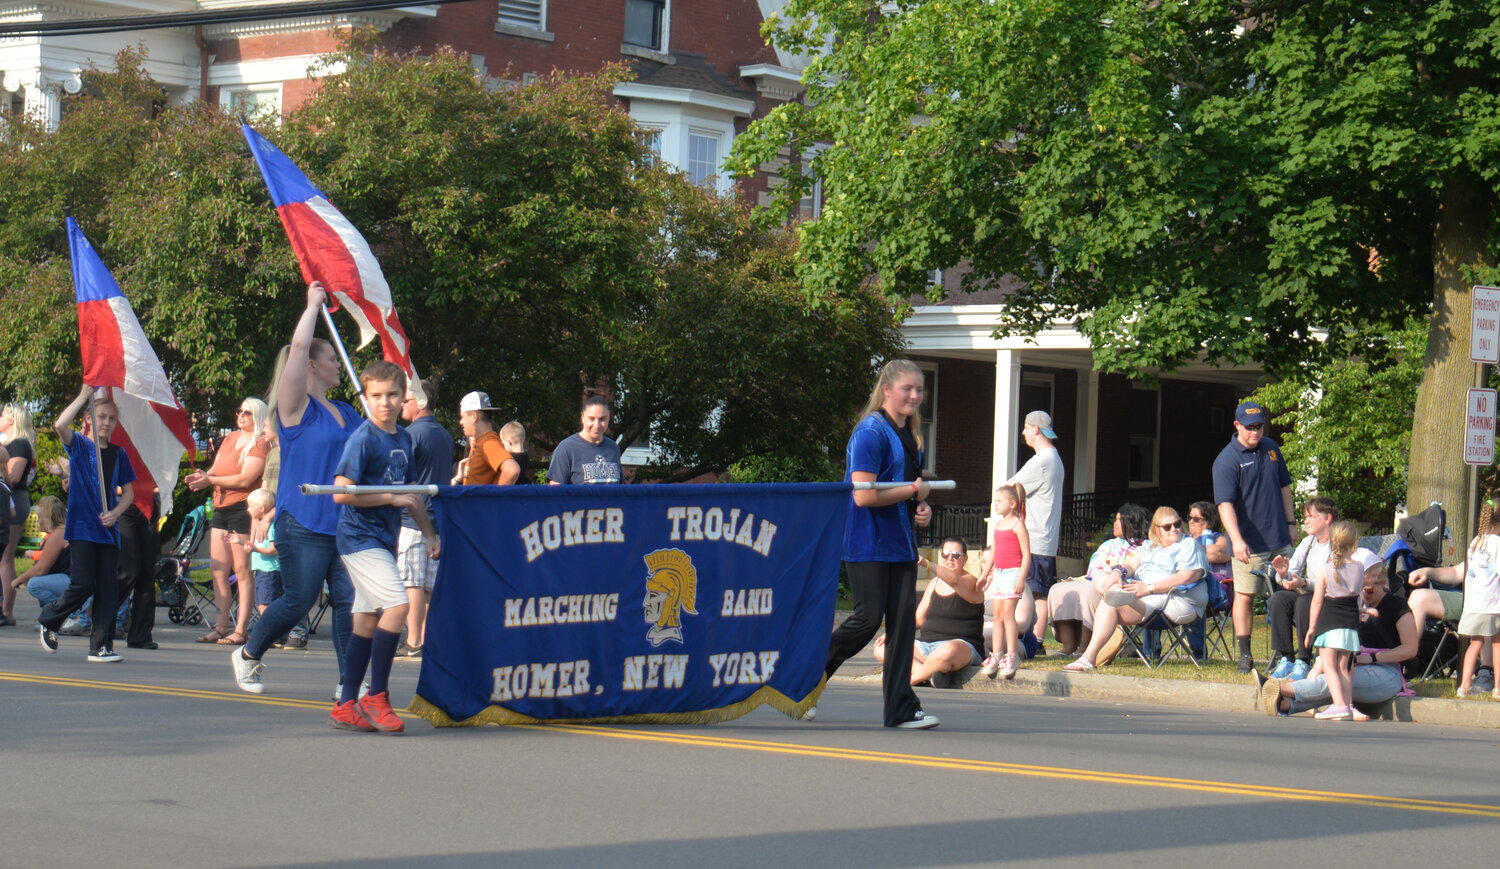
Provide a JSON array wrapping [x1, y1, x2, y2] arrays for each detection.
[[834, 665, 1500, 730]]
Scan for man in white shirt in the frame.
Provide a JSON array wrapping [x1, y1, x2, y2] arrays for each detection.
[[1006, 410, 1064, 651]]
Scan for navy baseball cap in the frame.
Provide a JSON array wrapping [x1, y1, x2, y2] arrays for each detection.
[[1235, 402, 1267, 427]]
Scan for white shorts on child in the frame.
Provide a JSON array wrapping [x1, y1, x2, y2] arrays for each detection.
[[986, 567, 1025, 601], [342, 547, 409, 614]]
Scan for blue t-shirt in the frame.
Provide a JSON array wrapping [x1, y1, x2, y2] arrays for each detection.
[[250, 520, 279, 572], [1212, 435, 1293, 554], [1136, 535, 1212, 591], [547, 433, 622, 484], [400, 414, 456, 530], [64, 434, 136, 546], [276, 397, 361, 537], [842, 413, 919, 563], [334, 421, 412, 555]]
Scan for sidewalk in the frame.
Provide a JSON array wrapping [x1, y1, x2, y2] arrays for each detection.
[[830, 641, 1500, 729]]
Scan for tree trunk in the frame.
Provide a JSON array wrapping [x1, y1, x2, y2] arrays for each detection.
[[1410, 179, 1495, 550]]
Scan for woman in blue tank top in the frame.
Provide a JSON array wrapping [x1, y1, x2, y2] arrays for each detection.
[[231, 281, 361, 696]]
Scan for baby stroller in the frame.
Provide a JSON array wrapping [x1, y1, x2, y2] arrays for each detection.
[[1385, 503, 1449, 595], [157, 505, 208, 625]]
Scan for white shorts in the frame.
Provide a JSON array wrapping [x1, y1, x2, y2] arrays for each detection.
[[342, 548, 409, 614], [986, 567, 1025, 601], [398, 525, 437, 591]]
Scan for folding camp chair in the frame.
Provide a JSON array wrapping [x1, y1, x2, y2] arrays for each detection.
[[1414, 618, 1462, 682], [1115, 588, 1204, 670], [1201, 577, 1236, 661]]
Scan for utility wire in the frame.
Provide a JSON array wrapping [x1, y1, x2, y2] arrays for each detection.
[[0, 0, 485, 38]]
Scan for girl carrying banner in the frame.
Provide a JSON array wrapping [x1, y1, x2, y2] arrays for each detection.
[[821, 359, 939, 729], [232, 281, 360, 696]]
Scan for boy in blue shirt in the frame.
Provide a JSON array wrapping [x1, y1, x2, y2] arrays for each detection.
[[329, 361, 440, 733], [38, 384, 135, 662]]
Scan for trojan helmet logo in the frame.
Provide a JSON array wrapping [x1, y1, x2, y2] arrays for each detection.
[[643, 548, 698, 647]]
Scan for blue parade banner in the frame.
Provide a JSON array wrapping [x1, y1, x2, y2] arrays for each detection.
[[410, 483, 848, 726]]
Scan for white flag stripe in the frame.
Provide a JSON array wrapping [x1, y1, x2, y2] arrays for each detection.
[[111, 391, 188, 518], [107, 296, 178, 406]]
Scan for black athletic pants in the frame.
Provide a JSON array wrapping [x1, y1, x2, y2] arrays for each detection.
[[825, 560, 921, 727], [117, 505, 157, 645], [39, 538, 119, 652], [1268, 589, 1315, 664]]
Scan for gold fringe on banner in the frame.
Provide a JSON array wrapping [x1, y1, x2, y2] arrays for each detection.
[[408, 677, 827, 728]]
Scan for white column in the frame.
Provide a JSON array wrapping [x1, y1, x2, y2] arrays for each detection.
[[1074, 368, 1099, 492], [992, 349, 1021, 495]]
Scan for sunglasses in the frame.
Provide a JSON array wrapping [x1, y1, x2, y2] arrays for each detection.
[[237, 409, 253, 416], [939, 551, 965, 560], [1187, 515, 1207, 522], [1157, 520, 1183, 530], [1242, 423, 1264, 431]]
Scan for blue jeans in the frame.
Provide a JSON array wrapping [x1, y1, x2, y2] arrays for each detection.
[[29, 575, 129, 631], [1288, 663, 1404, 713], [245, 512, 352, 676]]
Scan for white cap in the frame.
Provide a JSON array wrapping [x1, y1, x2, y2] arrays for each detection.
[[459, 391, 499, 413], [1355, 547, 1383, 571]]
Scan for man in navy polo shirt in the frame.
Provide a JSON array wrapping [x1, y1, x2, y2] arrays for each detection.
[[1213, 401, 1295, 674]]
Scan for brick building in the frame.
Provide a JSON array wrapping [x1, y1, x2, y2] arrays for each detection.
[[1, 0, 809, 201]]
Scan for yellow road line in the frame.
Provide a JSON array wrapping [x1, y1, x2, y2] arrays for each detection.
[[0, 670, 411, 716], [9, 669, 1498, 818], [526, 724, 1500, 819]]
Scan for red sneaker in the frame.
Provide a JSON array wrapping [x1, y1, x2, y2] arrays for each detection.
[[357, 691, 406, 733], [329, 699, 375, 732]]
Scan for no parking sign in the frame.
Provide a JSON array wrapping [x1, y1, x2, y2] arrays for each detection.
[[1467, 388, 1496, 466]]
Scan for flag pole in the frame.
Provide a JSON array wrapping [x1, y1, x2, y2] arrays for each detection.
[[318, 303, 371, 417], [87, 387, 108, 517]]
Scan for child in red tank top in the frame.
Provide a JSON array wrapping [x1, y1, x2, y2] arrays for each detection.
[[981, 484, 1030, 680]]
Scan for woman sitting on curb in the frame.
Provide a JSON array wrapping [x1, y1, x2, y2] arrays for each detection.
[[1064, 506, 1209, 672], [1257, 553, 1416, 719], [874, 537, 986, 688]]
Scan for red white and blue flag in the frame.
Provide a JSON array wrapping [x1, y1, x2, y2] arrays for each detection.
[[241, 125, 422, 399], [68, 217, 196, 518]]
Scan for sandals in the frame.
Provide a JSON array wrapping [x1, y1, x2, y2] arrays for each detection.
[[216, 631, 248, 646], [1063, 658, 1096, 673], [195, 627, 230, 644]]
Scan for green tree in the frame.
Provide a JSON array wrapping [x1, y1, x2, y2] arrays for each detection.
[[1251, 317, 1426, 524], [615, 172, 902, 479], [0, 40, 899, 505], [732, 0, 1500, 542]]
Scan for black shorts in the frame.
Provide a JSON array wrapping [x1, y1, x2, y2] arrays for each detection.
[[1025, 554, 1058, 595], [211, 500, 252, 535]]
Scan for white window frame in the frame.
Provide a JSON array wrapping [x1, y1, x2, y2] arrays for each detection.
[[686, 128, 722, 188], [623, 0, 670, 54], [615, 84, 751, 195], [221, 83, 283, 123]]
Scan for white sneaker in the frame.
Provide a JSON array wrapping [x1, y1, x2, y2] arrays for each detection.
[[231, 649, 266, 694], [895, 710, 940, 729], [997, 653, 1017, 679], [980, 654, 1001, 678], [87, 647, 123, 663], [802, 705, 817, 721], [1103, 588, 1139, 607]]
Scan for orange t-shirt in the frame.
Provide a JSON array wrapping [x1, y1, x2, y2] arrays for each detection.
[[209, 430, 271, 508], [463, 430, 514, 485]]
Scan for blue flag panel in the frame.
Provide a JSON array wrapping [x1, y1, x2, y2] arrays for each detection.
[[412, 483, 848, 726]]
